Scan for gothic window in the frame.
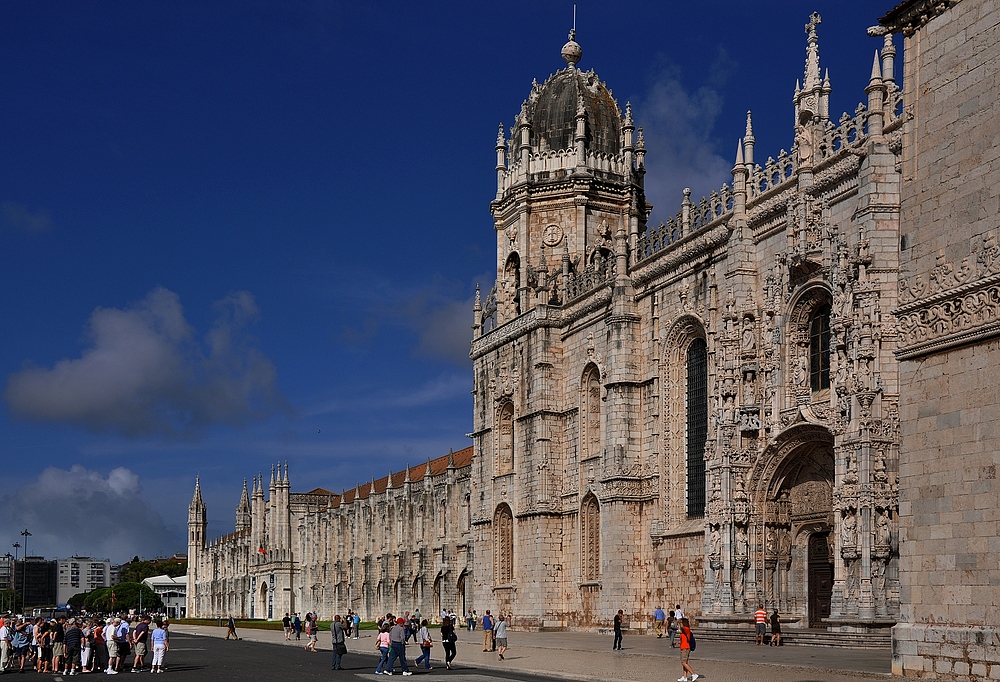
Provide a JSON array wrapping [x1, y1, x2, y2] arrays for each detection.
[[497, 402, 515, 474], [440, 500, 447, 538], [686, 338, 708, 518], [581, 493, 600, 582], [494, 504, 514, 585], [581, 365, 602, 460], [809, 304, 831, 391]]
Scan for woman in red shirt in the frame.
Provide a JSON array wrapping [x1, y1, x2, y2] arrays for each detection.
[[678, 618, 699, 682]]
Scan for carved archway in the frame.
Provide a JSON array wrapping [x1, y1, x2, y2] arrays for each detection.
[[747, 424, 834, 621], [580, 364, 602, 461], [494, 503, 514, 586], [785, 284, 833, 404]]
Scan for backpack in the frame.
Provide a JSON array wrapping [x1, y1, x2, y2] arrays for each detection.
[[689, 631, 697, 651]]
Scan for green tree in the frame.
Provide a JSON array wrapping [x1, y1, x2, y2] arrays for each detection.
[[0, 588, 20, 614], [118, 559, 187, 584], [83, 583, 162, 613], [68, 591, 89, 611]]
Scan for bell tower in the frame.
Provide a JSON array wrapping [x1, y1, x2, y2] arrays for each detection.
[[186, 476, 207, 617], [489, 30, 649, 325]]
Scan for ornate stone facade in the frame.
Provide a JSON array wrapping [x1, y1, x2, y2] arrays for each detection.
[[187, 449, 475, 620], [469, 17, 903, 632]]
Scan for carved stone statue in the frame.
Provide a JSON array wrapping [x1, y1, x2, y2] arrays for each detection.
[[710, 527, 722, 559], [876, 509, 891, 547], [842, 510, 857, 550]]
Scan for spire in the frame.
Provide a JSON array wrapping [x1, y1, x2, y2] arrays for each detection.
[[190, 476, 205, 509], [404, 464, 411, 484], [624, 101, 634, 128], [425, 457, 433, 480], [386, 470, 394, 490], [743, 111, 755, 166], [803, 11, 822, 90], [496, 122, 505, 148], [869, 50, 883, 83], [734, 139, 744, 167], [283, 460, 289, 485], [448, 448, 456, 469], [270, 464, 276, 488], [240, 478, 250, 505]]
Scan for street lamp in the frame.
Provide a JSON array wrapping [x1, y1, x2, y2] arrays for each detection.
[[20, 530, 30, 614], [12, 542, 21, 614]]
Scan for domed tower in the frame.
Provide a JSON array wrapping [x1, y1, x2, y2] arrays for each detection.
[[491, 29, 649, 323]]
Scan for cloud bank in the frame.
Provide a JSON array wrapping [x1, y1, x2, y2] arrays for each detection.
[[4, 287, 289, 438], [0, 466, 181, 563]]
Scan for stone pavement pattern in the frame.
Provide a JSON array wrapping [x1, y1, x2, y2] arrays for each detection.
[[173, 625, 891, 682]]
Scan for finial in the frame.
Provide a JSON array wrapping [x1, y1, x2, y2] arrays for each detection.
[[387, 470, 394, 489], [745, 111, 754, 139], [635, 127, 644, 150], [404, 464, 411, 483], [805, 11, 821, 39], [561, 28, 582, 67], [448, 448, 455, 468], [624, 102, 633, 127], [496, 123, 505, 147], [474, 284, 482, 311]]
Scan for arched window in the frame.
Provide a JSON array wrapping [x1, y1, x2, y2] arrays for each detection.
[[686, 338, 708, 518], [809, 304, 831, 391], [581, 494, 600, 582], [494, 504, 514, 585], [581, 365, 602, 460], [497, 403, 514, 474]]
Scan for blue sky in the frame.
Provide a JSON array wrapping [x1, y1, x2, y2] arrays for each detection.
[[0, 1, 894, 563]]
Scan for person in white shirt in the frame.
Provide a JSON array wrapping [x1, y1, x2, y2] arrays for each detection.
[[0, 619, 12, 672], [104, 619, 120, 675]]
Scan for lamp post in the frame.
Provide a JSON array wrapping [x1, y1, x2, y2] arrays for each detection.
[[12, 542, 21, 614], [19, 530, 30, 613]]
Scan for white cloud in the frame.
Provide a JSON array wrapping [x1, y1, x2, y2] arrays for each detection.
[[0, 465, 181, 563], [633, 60, 733, 223], [4, 287, 289, 438], [1, 201, 52, 233]]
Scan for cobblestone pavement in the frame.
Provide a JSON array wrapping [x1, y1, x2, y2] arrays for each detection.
[[172, 625, 892, 682]]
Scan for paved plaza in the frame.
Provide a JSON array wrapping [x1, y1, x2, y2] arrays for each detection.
[[166, 625, 891, 682]]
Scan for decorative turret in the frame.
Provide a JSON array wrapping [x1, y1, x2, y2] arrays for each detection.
[[794, 12, 830, 125], [235, 478, 251, 532], [866, 51, 887, 138], [188, 476, 207, 545]]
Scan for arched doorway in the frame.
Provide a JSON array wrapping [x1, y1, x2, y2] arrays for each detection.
[[258, 582, 268, 621], [456, 572, 467, 617], [750, 425, 834, 626]]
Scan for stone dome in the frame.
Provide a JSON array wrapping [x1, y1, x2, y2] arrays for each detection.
[[525, 67, 623, 158]]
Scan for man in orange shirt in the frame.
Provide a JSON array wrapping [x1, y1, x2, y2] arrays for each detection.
[[754, 603, 768, 645]]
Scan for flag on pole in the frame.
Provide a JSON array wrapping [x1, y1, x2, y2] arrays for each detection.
[[257, 547, 266, 555]]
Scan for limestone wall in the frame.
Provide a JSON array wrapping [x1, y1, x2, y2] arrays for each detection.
[[888, 0, 1000, 676]]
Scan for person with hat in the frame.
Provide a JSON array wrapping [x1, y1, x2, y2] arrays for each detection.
[[385, 617, 412, 675]]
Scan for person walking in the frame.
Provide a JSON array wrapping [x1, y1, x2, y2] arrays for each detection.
[[225, 615, 239, 641], [440, 616, 457, 670], [330, 615, 347, 670], [373, 623, 391, 675], [613, 609, 624, 651], [754, 603, 768, 645], [352, 612, 361, 640], [293, 613, 302, 640], [481, 611, 494, 652], [654, 606, 666, 638], [386, 618, 412, 676], [678, 617, 698, 682], [494, 614, 509, 661], [282, 613, 292, 641], [414, 619, 433, 670], [770, 609, 782, 647], [668, 610, 679, 648], [149, 621, 168, 674], [304, 614, 318, 652]]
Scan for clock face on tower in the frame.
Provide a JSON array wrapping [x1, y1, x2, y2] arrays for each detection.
[[542, 224, 564, 247]]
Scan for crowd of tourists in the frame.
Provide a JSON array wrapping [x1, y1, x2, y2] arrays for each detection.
[[0, 614, 170, 675]]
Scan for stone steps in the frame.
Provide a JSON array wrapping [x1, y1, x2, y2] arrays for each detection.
[[694, 626, 891, 650]]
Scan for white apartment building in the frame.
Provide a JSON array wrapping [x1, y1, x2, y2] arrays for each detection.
[[57, 557, 112, 605]]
